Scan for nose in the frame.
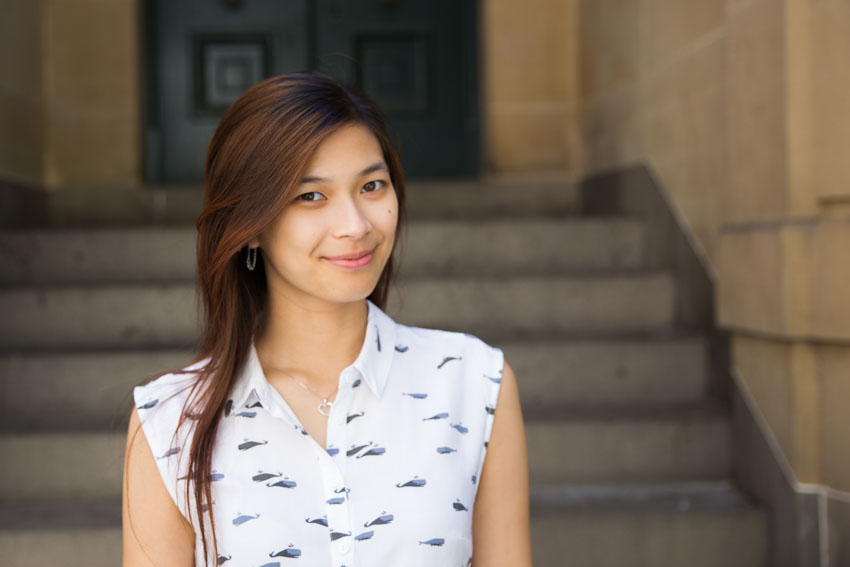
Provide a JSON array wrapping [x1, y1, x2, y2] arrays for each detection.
[[331, 195, 373, 240]]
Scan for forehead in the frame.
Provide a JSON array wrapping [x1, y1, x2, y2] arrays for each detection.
[[303, 123, 385, 177]]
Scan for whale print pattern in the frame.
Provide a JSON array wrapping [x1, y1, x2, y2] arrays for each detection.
[[133, 298, 504, 567]]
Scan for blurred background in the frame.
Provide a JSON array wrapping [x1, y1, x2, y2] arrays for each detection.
[[1, 0, 849, 565]]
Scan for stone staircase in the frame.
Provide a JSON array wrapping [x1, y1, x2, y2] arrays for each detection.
[[0, 181, 766, 566]]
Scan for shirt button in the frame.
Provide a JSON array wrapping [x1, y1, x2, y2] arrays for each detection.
[[338, 541, 350, 554]]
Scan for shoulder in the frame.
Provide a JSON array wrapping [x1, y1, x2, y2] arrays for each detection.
[[394, 323, 504, 373], [131, 357, 211, 459], [133, 357, 209, 414]]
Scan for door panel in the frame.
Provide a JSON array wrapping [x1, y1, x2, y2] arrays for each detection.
[[153, 0, 309, 182], [314, 0, 478, 177]]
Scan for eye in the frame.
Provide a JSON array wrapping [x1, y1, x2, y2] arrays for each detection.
[[295, 191, 324, 202], [362, 180, 385, 193]]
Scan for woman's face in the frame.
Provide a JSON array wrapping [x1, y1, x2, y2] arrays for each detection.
[[249, 123, 399, 309]]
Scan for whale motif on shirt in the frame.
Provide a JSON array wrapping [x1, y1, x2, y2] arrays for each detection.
[[396, 477, 426, 488], [423, 412, 449, 421], [269, 545, 301, 558], [238, 439, 268, 451], [419, 538, 445, 546], [253, 471, 281, 482], [485, 405, 495, 415], [484, 373, 502, 384], [210, 470, 225, 481], [436, 446, 457, 454], [395, 344, 409, 352], [450, 422, 469, 434], [235, 410, 256, 418], [326, 496, 345, 505], [246, 400, 263, 409], [137, 398, 158, 410], [346, 442, 372, 457], [293, 424, 309, 435], [437, 356, 462, 369], [326, 445, 339, 456], [266, 478, 297, 489], [333, 486, 350, 494], [329, 530, 351, 541], [356, 446, 385, 458], [355, 530, 374, 541], [402, 392, 427, 399], [352, 378, 362, 388], [346, 411, 364, 423], [305, 516, 328, 527], [364, 513, 393, 527], [232, 513, 260, 526], [216, 555, 231, 566], [257, 562, 279, 567], [453, 499, 469, 511], [224, 399, 233, 417], [375, 325, 381, 352], [157, 446, 180, 459]]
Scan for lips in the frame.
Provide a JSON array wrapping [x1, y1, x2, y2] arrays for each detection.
[[324, 247, 376, 269], [326, 248, 375, 261]]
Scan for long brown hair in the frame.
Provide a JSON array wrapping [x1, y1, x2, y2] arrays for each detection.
[[137, 71, 407, 565]]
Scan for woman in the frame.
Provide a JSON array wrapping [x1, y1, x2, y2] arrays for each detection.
[[123, 71, 531, 567]]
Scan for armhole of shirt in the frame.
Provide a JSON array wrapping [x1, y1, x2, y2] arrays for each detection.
[[472, 341, 505, 488], [133, 380, 193, 525]]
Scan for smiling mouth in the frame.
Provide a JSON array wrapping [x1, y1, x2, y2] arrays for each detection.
[[324, 249, 376, 269]]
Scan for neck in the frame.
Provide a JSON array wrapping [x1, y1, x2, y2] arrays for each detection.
[[254, 295, 368, 390]]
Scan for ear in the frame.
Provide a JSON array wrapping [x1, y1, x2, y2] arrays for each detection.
[[248, 237, 260, 249]]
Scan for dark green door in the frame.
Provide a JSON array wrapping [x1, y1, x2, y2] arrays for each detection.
[[146, 0, 478, 182], [314, 0, 479, 177]]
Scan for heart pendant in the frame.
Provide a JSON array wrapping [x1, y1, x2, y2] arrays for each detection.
[[318, 400, 332, 416]]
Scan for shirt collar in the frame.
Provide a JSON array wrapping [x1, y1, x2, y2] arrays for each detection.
[[229, 298, 397, 411]]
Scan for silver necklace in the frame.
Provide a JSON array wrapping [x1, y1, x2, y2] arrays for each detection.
[[258, 354, 337, 416]]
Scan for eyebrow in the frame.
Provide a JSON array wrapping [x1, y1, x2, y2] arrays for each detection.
[[300, 161, 388, 184]]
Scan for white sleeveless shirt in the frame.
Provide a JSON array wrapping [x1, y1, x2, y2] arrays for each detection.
[[133, 299, 505, 567]]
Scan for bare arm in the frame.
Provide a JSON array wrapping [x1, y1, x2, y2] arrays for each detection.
[[472, 359, 533, 567], [123, 406, 195, 567]]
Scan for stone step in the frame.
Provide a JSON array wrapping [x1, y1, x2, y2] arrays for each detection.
[[0, 273, 676, 350], [31, 181, 579, 228], [0, 217, 644, 285], [505, 335, 707, 407], [0, 336, 707, 429], [525, 404, 732, 484], [0, 482, 764, 567], [530, 482, 766, 567], [0, 403, 728, 502]]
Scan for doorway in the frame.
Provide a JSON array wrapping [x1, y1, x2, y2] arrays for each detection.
[[144, 0, 480, 183]]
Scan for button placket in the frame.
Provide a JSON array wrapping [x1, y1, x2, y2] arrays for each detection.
[[323, 368, 355, 564]]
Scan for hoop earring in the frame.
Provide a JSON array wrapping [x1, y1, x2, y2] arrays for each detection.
[[246, 247, 258, 271]]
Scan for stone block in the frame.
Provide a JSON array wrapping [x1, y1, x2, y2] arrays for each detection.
[[717, 227, 784, 332], [577, 0, 639, 99], [812, 0, 850, 201], [636, 0, 725, 75], [724, 0, 788, 223], [46, 111, 140, 188], [731, 335, 793, 468], [487, 103, 570, 171], [44, 0, 139, 114], [817, 343, 850, 492]]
